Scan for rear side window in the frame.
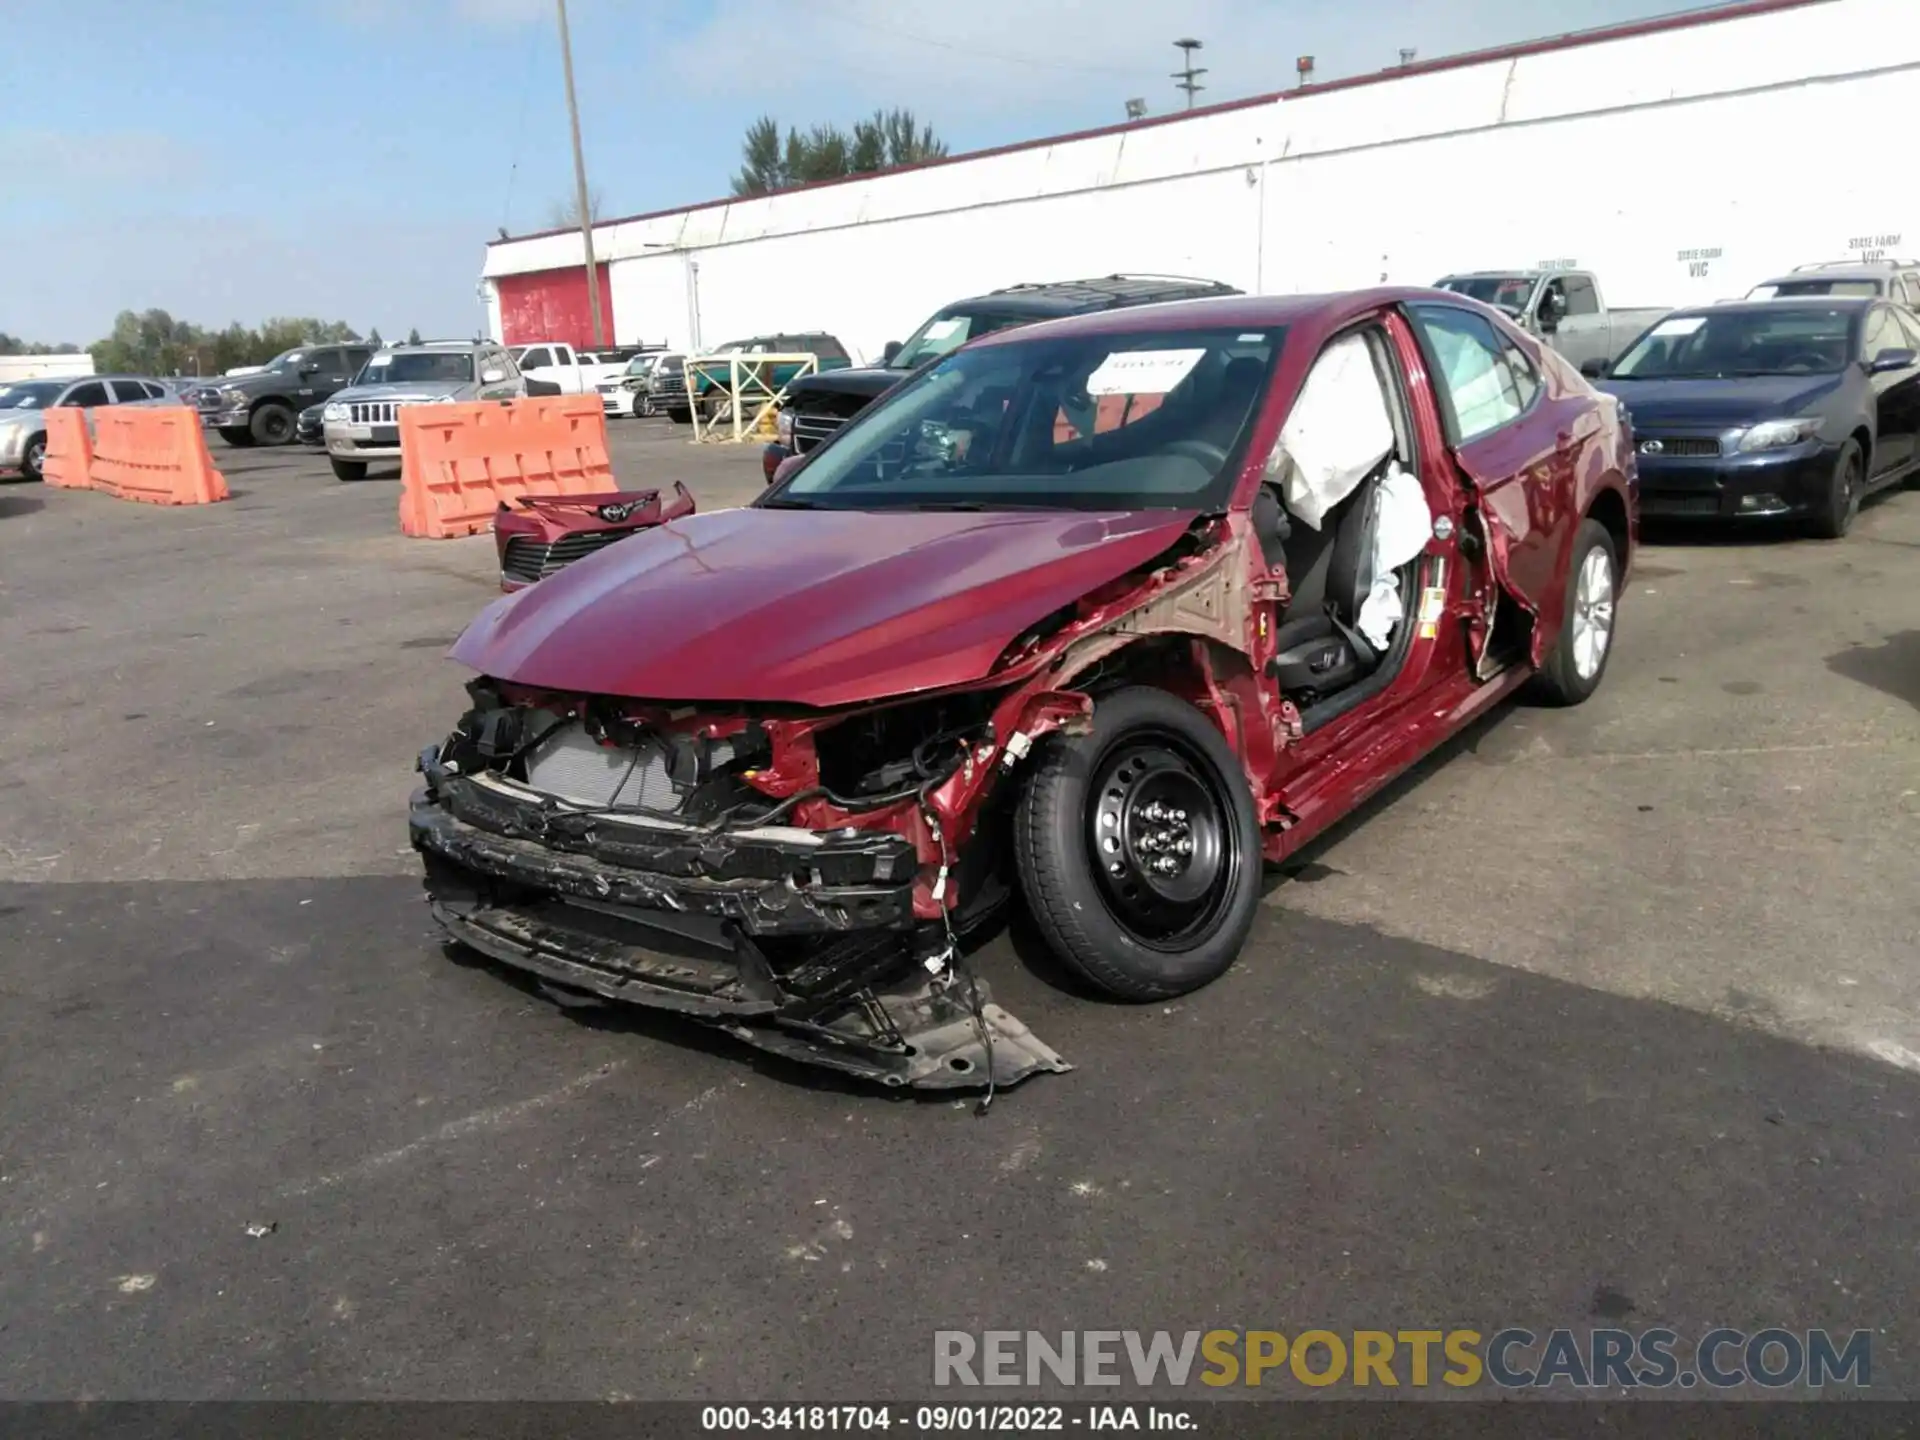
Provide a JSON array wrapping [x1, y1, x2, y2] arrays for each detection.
[[1409, 304, 1535, 443], [1498, 335, 1541, 410], [109, 379, 155, 403], [1863, 306, 1900, 362]]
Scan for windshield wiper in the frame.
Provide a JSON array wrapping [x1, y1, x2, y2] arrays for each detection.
[[759, 495, 820, 509]]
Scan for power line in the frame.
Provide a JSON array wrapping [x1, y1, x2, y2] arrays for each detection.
[[498, 6, 545, 234], [811, 1, 1152, 79]]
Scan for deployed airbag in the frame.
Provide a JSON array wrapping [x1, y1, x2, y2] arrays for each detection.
[[1355, 463, 1432, 650], [1274, 333, 1395, 531]]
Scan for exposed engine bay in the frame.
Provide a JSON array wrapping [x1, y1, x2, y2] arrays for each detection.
[[411, 676, 1077, 1091]]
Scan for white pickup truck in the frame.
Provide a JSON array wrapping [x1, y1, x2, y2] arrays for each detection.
[[1432, 270, 1671, 375], [511, 342, 649, 397]]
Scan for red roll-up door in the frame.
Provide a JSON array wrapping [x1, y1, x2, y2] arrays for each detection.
[[496, 264, 616, 348]]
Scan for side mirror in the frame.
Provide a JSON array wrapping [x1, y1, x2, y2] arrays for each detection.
[[1867, 347, 1917, 375], [480, 367, 506, 384], [299, 365, 320, 377], [771, 453, 806, 487], [1579, 357, 1610, 380], [881, 340, 903, 363]]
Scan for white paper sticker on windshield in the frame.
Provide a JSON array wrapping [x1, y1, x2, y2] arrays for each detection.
[[1086, 348, 1206, 396], [923, 318, 965, 340], [1650, 316, 1707, 337]]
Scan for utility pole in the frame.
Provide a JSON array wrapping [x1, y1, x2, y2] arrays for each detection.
[[555, 0, 605, 349], [1172, 38, 1207, 111]]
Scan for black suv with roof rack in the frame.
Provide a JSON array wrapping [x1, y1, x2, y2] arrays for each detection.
[[760, 274, 1243, 481]]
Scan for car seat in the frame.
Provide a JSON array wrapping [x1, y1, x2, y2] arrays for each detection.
[[1264, 471, 1386, 703]]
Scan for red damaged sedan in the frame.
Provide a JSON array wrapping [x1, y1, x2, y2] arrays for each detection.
[[412, 289, 1634, 1091]]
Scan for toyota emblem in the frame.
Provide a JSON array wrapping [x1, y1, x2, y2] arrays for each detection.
[[1638, 438, 1664, 456], [598, 502, 635, 523]]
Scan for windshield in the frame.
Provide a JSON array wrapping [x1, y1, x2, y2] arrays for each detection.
[[624, 354, 661, 376], [1747, 279, 1881, 300], [890, 308, 1033, 369], [1610, 308, 1855, 379], [766, 324, 1282, 513], [356, 351, 474, 384], [1435, 276, 1535, 315], [0, 381, 65, 410]]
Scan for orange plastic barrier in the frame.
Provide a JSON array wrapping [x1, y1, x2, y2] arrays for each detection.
[[88, 407, 230, 505], [40, 407, 94, 489], [398, 395, 615, 539]]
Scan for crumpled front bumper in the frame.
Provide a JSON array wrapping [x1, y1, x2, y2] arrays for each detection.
[[408, 746, 1069, 1091]]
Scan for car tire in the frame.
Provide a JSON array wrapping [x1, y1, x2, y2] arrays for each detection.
[[218, 426, 254, 448], [1808, 439, 1862, 540], [1013, 685, 1263, 1002], [249, 402, 295, 446], [1534, 517, 1618, 706], [329, 457, 368, 481], [21, 432, 47, 482]]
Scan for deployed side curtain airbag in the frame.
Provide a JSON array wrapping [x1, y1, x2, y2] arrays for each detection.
[[1273, 333, 1395, 531], [1355, 462, 1433, 650]]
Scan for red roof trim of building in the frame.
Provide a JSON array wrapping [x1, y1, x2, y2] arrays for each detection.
[[488, 0, 1825, 252]]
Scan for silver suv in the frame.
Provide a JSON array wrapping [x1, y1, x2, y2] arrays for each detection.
[[321, 340, 525, 480], [1747, 259, 1920, 313]]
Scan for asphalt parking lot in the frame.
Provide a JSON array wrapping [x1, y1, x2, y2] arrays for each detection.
[[1, 419, 1916, 1401]]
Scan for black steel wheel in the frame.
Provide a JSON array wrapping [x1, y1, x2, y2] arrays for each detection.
[[1015, 686, 1262, 1001], [249, 401, 295, 446], [1086, 738, 1236, 947]]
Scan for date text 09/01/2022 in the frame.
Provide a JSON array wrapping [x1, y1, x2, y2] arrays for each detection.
[[701, 1405, 1193, 1431]]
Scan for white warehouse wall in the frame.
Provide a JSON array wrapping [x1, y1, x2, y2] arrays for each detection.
[[484, 0, 1920, 362]]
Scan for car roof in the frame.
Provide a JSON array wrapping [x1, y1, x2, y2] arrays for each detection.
[[1674, 296, 1875, 317], [1758, 269, 1890, 285], [385, 340, 490, 352], [944, 274, 1242, 319], [965, 287, 1481, 347], [1787, 258, 1917, 274]]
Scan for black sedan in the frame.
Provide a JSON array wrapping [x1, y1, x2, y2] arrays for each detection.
[[1590, 297, 1920, 537], [296, 402, 325, 446]]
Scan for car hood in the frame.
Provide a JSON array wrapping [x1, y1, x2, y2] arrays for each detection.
[[1598, 373, 1846, 428], [328, 381, 468, 404], [787, 366, 910, 404], [450, 505, 1198, 706]]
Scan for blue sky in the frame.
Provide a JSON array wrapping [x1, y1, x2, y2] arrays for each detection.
[[2, 0, 1688, 346]]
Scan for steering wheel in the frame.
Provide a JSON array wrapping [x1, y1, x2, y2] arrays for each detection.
[[1777, 349, 1830, 372], [1162, 438, 1229, 468]]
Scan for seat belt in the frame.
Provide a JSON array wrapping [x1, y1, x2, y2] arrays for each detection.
[[1323, 602, 1378, 669]]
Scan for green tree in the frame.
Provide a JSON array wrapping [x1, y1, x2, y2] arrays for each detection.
[[731, 109, 948, 196], [367, 326, 384, 348], [0, 332, 80, 355], [546, 188, 605, 229], [406, 327, 423, 346], [88, 311, 364, 376]]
